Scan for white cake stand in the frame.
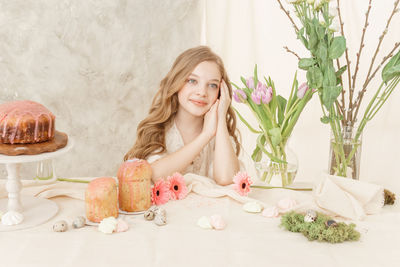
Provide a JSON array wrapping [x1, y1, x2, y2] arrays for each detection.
[[0, 138, 74, 231]]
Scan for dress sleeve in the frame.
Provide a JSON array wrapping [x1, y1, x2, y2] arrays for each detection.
[[146, 153, 165, 164]]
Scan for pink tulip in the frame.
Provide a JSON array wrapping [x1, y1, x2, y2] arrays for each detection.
[[262, 87, 273, 104], [251, 91, 262, 105], [251, 83, 272, 105], [297, 82, 309, 99], [233, 89, 247, 103], [256, 82, 266, 92], [246, 77, 255, 90]]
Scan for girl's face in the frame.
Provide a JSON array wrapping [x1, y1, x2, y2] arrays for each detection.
[[177, 61, 221, 117]]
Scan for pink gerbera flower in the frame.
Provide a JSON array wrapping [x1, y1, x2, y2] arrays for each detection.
[[167, 172, 188, 200], [233, 171, 253, 196], [151, 179, 170, 206]]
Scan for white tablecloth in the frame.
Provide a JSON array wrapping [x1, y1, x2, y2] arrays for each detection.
[[1, 179, 400, 267]]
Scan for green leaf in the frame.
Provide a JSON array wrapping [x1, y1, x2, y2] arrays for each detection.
[[320, 116, 330, 124], [231, 82, 241, 90], [308, 25, 318, 51], [298, 58, 315, 70], [316, 42, 328, 61], [268, 127, 282, 146], [307, 66, 323, 89], [315, 23, 325, 40], [297, 27, 308, 48], [251, 137, 263, 162], [240, 76, 247, 87], [323, 64, 337, 87], [256, 134, 286, 164], [329, 36, 346, 59], [277, 95, 287, 126], [382, 65, 400, 83], [253, 64, 259, 86], [335, 65, 347, 78], [382, 49, 400, 83], [322, 85, 342, 110], [232, 106, 262, 134]]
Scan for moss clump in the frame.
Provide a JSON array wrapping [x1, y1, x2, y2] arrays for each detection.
[[384, 189, 396, 205], [280, 211, 360, 243]]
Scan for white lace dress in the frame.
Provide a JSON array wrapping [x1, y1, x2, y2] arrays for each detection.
[[146, 122, 216, 178]]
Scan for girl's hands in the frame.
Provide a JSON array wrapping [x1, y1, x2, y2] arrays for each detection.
[[217, 79, 231, 126], [202, 99, 219, 139], [202, 79, 230, 139]]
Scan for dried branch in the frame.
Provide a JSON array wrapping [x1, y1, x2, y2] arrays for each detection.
[[336, 0, 353, 122], [363, 0, 399, 91], [276, 0, 300, 32], [353, 42, 400, 120], [352, 0, 372, 92], [284, 46, 301, 60]]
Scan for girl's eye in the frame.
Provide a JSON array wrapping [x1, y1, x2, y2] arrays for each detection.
[[209, 83, 219, 89], [187, 79, 197, 84]]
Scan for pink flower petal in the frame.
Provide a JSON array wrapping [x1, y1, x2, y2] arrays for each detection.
[[151, 179, 170, 205], [233, 171, 253, 196], [167, 172, 188, 200]]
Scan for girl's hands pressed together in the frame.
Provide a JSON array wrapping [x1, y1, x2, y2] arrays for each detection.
[[217, 80, 231, 127], [202, 99, 219, 139]]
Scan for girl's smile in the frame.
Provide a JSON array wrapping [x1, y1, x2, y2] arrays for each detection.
[[189, 99, 207, 107]]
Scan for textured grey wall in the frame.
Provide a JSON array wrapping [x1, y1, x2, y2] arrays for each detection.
[[0, 0, 202, 179]]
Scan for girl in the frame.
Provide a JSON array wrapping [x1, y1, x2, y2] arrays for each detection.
[[124, 46, 241, 185]]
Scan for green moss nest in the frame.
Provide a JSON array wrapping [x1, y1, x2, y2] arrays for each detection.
[[280, 211, 360, 243]]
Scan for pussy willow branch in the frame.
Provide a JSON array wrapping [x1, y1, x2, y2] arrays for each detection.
[[284, 46, 301, 60], [276, 0, 299, 32], [363, 0, 399, 86], [353, 42, 400, 120], [336, 0, 353, 122], [353, 0, 400, 121], [352, 0, 372, 92]]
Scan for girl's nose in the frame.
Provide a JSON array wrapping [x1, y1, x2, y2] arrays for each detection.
[[196, 83, 207, 96]]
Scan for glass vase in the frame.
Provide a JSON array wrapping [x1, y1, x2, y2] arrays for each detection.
[[328, 126, 362, 179], [254, 140, 298, 187], [36, 160, 54, 180]]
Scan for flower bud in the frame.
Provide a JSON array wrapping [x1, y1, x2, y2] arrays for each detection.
[[246, 77, 255, 90], [297, 82, 309, 99]]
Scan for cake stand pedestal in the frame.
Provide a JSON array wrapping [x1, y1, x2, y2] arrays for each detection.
[[0, 138, 74, 231]]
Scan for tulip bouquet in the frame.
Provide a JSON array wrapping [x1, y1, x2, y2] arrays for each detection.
[[232, 66, 315, 187], [278, 0, 400, 178]]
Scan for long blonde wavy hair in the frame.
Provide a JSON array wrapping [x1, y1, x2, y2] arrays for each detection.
[[124, 46, 240, 161]]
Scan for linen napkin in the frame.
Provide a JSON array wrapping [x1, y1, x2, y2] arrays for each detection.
[[312, 173, 385, 220]]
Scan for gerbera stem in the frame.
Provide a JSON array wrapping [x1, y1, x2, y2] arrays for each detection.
[[251, 185, 312, 191]]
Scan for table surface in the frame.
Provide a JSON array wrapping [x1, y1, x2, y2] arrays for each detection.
[[1, 179, 400, 267]]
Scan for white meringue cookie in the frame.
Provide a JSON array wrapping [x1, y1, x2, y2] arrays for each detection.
[[98, 217, 118, 234], [277, 198, 297, 213], [116, 219, 129, 232], [243, 201, 263, 213], [210, 214, 226, 230], [197, 216, 212, 229], [262, 206, 280, 218]]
